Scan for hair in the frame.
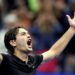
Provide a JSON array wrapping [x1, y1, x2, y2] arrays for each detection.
[[4, 26, 23, 54]]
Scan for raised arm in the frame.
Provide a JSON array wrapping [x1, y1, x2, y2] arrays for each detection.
[[42, 13, 75, 61]]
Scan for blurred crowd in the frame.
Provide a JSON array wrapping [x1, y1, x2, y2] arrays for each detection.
[[0, 0, 75, 73]]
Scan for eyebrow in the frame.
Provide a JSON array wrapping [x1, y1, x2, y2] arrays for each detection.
[[19, 32, 26, 34], [18, 31, 29, 34]]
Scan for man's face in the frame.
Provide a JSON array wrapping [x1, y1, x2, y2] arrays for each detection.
[[15, 28, 33, 52]]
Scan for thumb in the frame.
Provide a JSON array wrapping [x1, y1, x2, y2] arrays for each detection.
[[66, 15, 71, 21]]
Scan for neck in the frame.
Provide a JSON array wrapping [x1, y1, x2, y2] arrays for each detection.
[[14, 50, 28, 62]]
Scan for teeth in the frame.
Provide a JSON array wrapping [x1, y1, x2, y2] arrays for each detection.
[[29, 39, 31, 41]]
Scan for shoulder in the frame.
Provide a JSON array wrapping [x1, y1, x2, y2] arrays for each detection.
[[34, 54, 43, 61], [0, 54, 10, 64], [0, 54, 3, 64], [29, 54, 43, 62], [29, 54, 43, 68]]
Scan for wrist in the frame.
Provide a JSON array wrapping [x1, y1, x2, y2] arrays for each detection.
[[69, 26, 75, 34]]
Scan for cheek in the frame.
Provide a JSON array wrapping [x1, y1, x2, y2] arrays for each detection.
[[16, 38, 27, 46]]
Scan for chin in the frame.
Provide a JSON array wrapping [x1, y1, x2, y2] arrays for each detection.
[[28, 48, 33, 52], [26, 47, 32, 52]]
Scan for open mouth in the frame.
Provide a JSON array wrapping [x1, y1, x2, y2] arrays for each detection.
[[27, 39, 32, 47]]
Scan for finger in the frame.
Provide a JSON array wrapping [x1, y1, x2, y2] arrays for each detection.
[[74, 12, 75, 17], [74, 12, 75, 19], [66, 15, 71, 21]]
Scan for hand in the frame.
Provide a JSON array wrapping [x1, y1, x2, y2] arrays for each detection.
[[66, 12, 75, 29]]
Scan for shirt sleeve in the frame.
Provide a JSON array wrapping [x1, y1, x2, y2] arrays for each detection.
[[33, 54, 43, 69]]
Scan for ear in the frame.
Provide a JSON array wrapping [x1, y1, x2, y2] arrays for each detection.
[[9, 40, 16, 47]]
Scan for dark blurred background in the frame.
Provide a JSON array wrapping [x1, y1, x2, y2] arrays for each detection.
[[0, 0, 75, 75]]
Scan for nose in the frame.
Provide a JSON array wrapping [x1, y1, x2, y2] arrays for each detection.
[[27, 34, 31, 38]]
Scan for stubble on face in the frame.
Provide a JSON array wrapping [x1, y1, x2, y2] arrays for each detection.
[[15, 28, 33, 53]]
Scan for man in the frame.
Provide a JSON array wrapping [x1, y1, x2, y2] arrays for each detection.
[[0, 13, 75, 75]]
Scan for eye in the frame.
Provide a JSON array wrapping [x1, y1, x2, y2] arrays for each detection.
[[21, 32, 26, 35]]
